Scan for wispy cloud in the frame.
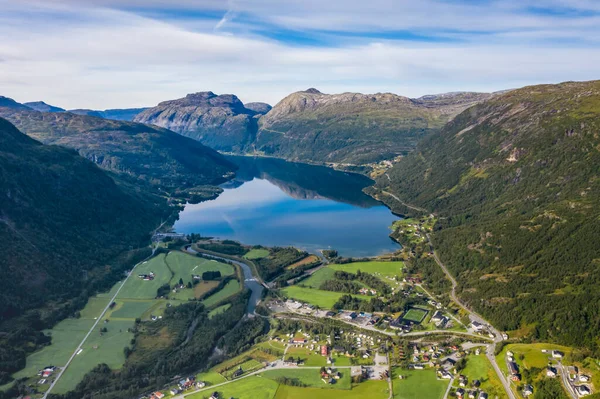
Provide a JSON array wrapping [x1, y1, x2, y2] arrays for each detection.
[[0, 0, 598, 108]]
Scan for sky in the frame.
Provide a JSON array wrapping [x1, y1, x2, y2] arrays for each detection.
[[1, 0, 599, 109]]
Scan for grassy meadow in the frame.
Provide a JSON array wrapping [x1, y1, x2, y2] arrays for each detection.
[[391, 368, 448, 399]]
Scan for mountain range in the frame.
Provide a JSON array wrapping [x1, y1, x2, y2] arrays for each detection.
[[134, 89, 493, 164], [0, 102, 235, 195]]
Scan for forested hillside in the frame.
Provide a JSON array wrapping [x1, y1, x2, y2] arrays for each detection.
[[0, 105, 235, 192], [371, 80, 600, 352], [0, 118, 172, 382]]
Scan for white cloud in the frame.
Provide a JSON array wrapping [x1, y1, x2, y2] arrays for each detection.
[[0, 0, 598, 108]]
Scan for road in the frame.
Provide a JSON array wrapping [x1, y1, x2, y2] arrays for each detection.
[[557, 362, 579, 399], [43, 261, 143, 398], [426, 233, 516, 399]]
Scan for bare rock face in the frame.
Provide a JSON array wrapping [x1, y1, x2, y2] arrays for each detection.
[[134, 92, 259, 152]]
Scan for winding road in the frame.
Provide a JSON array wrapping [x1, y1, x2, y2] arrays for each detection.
[[426, 233, 516, 399]]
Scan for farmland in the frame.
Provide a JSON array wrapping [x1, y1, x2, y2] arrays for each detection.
[[391, 368, 448, 399], [329, 261, 404, 278], [281, 286, 370, 309], [188, 375, 279, 399], [274, 380, 389, 399], [287, 254, 320, 269], [12, 250, 241, 394], [262, 368, 351, 389], [202, 279, 241, 307]]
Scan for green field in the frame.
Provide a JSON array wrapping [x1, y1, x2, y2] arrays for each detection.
[[244, 248, 270, 259], [167, 251, 235, 284], [109, 300, 155, 319], [460, 355, 507, 398], [392, 368, 448, 399], [202, 279, 241, 307], [281, 286, 370, 309], [209, 304, 232, 319], [263, 368, 351, 389], [402, 308, 428, 323], [196, 370, 227, 386], [189, 374, 279, 399], [275, 380, 389, 399], [52, 319, 135, 394], [302, 268, 336, 289], [496, 343, 572, 377], [119, 254, 172, 299], [329, 261, 404, 278], [223, 359, 264, 379]]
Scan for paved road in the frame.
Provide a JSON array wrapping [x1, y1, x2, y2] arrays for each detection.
[[43, 262, 143, 398], [557, 362, 579, 399], [426, 233, 516, 399], [381, 189, 428, 213]]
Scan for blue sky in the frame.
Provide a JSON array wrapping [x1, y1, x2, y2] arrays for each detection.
[[0, 0, 599, 108]]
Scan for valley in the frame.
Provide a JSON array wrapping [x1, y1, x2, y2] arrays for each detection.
[[2, 80, 600, 399]]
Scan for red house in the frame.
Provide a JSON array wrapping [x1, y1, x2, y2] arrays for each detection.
[[321, 345, 329, 356]]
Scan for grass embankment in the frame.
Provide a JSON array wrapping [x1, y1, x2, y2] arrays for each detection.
[[244, 248, 270, 260]]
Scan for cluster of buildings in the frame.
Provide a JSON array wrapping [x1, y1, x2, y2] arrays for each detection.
[[358, 287, 377, 295], [319, 367, 342, 384], [167, 376, 201, 395], [138, 271, 155, 281], [36, 365, 56, 385], [455, 387, 488, 399]]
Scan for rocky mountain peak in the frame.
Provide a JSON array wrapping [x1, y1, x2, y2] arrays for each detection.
[[303, 88, 322, 94]]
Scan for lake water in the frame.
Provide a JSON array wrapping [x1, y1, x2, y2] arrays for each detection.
[[174, 156, 399, 257]]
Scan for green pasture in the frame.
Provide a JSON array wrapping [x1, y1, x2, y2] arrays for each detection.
[[244, 248, 270, 260], [202, 279, 241, 307], [263, 368, 351, 389], [391, 368, 448, 399]]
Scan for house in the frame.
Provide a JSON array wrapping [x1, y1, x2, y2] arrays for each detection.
[[546, 367, 558, 378], [456, 388, 465, 398], [459, 375, 468, 387], [443, 358, 457, 369], [579, 375, 591, 382], [293, 337, 307, 344], [169, 388, 180, 395], [232, 367, 244, 377], [576, 385, 591, 396], [508, 362, 519, 375], [440, 370, 453, 379], [552, 350, 564, 359], [413, 364, 424, 370], [472, 379, 481, 388], [209, 392, 219, 399], [325, 311, 336, 317], [152, 392, 165, 399], [343, 312, 357, 320], [196, 381, 206, 389], [471, 321, 484, 331], [321, 345, 329, 356], [478, 392, 488, 399], [468, 391, 477, 399], [431, 311, 444, 323], [523, 385, 534, 396]]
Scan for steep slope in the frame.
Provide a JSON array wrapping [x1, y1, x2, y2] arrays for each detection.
[[23, 101, 65, 112], [0, 107, 235, 192], [67, 108, 104, 118], [255, 89, 492, 164], [371, 80, 600, 351], [0, 116, 167, 319], [134, 92, 259, 152]]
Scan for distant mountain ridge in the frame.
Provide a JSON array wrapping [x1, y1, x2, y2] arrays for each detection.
[[135, 88, 492, 164], [134, 91, 263, 152], [0, 101, 235, 193]]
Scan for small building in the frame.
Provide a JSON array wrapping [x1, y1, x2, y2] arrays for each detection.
[[471, 321, 484, 331], [579, 375, 591, 382], [321, 345, 329, 356], [576, 385, 591, 396], [546, 367, 557, 378], [508, 362, 519, 376], [523, 385, 534, 396], [552, 350, 564, 359], [478, 392, 488, 399], [456, 388, 465, 398]]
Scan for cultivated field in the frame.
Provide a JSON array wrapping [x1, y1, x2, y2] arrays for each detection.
[[281, 286, 370, 309], [392, 368, 448, 399], [286, 254, 320, 269], [329, 261, 404, 278], [459, 354, 506, 398], [202, 279, 241, 307], [274, 380, 389, 399], [263, 368, 351, 389], [189, 375, 279, 399]]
